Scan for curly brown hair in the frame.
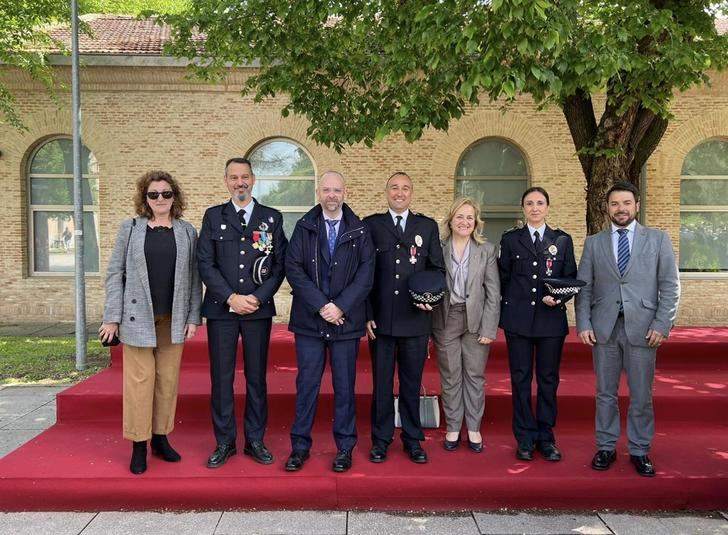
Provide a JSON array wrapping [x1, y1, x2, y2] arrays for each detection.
[[134, 170, 187, 220]]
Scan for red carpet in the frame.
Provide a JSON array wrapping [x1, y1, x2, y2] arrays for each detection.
[[1, 326, 727, 511]]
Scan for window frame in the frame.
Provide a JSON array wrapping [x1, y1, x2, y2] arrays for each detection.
[[454, 138, 530, 242], [27, 136, 100, 277], [678, 138, 728, 278], [246, 137, 317, 231]]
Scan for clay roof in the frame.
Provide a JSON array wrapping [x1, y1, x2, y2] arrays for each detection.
[[47, 14, 728, 56], [47, 15, 192, 55]]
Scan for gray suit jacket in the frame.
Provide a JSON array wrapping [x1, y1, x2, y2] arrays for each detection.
[[103, 217, 202, 347], [575, 222, 680, 347], [432, 239, 501, 339]]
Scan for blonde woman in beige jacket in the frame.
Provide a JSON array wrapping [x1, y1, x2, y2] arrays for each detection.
[[432, 197, 500, 453]]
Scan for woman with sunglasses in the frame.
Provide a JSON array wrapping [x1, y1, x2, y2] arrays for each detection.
[[99, 170, 201, 474]]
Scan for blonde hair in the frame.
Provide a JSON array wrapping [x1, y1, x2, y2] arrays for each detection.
[[441, 196, 485, 244]]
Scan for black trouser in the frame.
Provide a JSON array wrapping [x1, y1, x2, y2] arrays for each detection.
[[207, 317, 272, 446], [505, 332, 565, 446], [370, 333, 429, 449]]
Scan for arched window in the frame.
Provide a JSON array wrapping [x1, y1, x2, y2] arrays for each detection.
[[455, 139, 529, 244], [679, 139, 728, 273], [247, 139, 316, 239], [28, 138, 100, 274]]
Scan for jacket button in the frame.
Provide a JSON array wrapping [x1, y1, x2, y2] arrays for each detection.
[[530, 302, 535, 306], [239, 264, 244, 269], [130, 316, 135, 321], [394, 290, 399, 295], [533, 261, 537, 266], [240, 251, 246, 255], [532, 274, 537, 279], [239, 278, 244, 283], [395, 274, 400, 279], [396, 244, 400, 248], [396, 259, 400, 264], [532, 288, 536, 293], [131, 299, 136, 304]]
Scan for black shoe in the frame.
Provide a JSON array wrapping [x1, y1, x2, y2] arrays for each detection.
[[285, 449, 310, 472], [630, 455, 656, 477], [369, 445, 388, 463], [467, 440, 483, 453], [516, 443, 535, 461], [536, 441, 561, 461], [332, 449, 353, 472], [130, 441, 147, 475], [443, 435, 460, 451], [206, 443, 236, 469], [150, 434, 181, 462], [404, 445, 428, 464], [243, 440, 274, 465], [591, 449, 617, 471]]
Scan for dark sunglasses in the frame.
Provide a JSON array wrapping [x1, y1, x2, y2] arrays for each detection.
[[146, 191, 174, 200]]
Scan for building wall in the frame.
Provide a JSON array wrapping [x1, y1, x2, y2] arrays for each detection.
[[1, 65, 726, 325]]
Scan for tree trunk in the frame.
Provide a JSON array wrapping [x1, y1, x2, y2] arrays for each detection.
[[563, 81, 669, 235]]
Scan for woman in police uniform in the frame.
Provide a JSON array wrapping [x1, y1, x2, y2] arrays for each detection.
[[498, 186, 576, 462]]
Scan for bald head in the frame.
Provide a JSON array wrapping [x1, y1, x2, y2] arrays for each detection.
[[317, 171, 347, 218]]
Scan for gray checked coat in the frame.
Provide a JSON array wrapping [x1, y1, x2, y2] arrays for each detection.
[[103, 217, 202, 347]]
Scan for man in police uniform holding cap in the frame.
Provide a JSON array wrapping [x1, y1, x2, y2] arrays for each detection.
[[198, 157, 287, 469], [365, 172, 446, 464]]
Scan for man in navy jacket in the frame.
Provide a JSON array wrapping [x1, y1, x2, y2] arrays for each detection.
[[198, 157, 287, 468], [284, 171, 374, 473]]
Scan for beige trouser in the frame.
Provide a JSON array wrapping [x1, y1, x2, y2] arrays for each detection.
[[432, 303, 490, 433], [122, 314, 184, 441]]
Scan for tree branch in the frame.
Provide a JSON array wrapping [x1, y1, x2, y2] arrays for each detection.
[[629, 113, 669, 185]]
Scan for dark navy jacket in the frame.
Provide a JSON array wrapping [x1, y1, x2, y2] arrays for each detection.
[[286, 203, 374, 340], [497, 225, 577, 337], [364, 211, 446, 337], [198, 199, 287, 320]]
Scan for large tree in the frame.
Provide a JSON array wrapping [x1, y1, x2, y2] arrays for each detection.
[[163, 1, 728, 233]]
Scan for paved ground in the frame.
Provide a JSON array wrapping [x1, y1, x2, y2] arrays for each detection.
[[1, 323, 728, 534]]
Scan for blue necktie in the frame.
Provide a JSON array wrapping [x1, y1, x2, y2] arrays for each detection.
[[533, 230, 541, 250], [617, 228, 630, 275], [326, 219, 338, 257], [395, 215, 404, 239]]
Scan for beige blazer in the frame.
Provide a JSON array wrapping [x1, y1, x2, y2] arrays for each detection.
[[432, 239, 501, 339]]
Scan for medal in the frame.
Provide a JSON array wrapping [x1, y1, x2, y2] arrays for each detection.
[[259, 222, 269, 231], [409, 245, 418, 264], [548, 245, 558, 255], [546, 257, 553, 277], [415, 235, 423, 247]]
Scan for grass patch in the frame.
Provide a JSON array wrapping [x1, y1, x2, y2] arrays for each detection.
[[0, 336, 110, 385]]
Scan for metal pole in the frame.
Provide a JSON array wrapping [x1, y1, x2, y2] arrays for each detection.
[[71, 0, 87, 370]]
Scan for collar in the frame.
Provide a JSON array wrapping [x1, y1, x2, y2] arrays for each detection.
[[389, 208, 410, 224], [527, 223, 546, 239], [231, 198, 255, 218], [611, 220, 637, 234]]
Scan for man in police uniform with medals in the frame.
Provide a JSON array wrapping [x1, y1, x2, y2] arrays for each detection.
[[365, 172, 446, 464], [198, 157, 287, 468]]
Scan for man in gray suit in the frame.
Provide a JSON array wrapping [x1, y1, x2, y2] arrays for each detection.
[[576, 181, 680, 477]]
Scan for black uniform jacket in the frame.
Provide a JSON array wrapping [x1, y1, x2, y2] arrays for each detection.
[[365, 211, 446, 337], [498, 225, 577, 338], [198, 199, 287, 320]]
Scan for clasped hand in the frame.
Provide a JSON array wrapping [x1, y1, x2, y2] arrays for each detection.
[[320, 302, 344, 325]]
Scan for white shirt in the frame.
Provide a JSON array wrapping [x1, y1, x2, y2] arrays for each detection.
[[232, 199, 255, 225], [611, 220, 636, 263], [527, 223, 546, 244], [389, 208, 410, 231]]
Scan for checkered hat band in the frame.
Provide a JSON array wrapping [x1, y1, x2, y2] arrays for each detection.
[[409, 290, 445, 303], [544, 283, 582, 296]]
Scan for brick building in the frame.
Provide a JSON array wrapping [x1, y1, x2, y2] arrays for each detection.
[[1, 15, 726, 325]]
